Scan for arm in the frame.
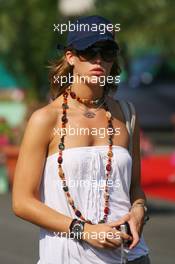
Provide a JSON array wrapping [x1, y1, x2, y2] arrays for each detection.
[[130, 111, 147, 206], [127, 111, 148, 249], [12, 108, 72, 234]]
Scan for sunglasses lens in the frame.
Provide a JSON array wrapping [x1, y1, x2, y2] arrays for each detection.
[[77, 48, 97, 61], [101, 47, 118, 62], [75, 44, 118, 62]]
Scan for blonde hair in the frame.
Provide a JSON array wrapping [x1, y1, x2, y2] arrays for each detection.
[[48, 48, 121, 100]]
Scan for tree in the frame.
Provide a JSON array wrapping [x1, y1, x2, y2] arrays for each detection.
[[0, 0, 60, 99], [96, 0, 175, 55], [0, 0, 175, 99]]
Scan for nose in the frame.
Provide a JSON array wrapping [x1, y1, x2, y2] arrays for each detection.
[[94, 51, 102, 63]]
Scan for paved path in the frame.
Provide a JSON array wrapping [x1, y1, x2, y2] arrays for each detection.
[[0, 194, 175, 264]]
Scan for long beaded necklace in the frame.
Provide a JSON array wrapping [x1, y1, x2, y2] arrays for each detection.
[[57, 85, 114, 224]]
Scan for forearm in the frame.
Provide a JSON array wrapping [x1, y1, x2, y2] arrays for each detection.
[[129, 186, 149, 231], [130, 186, 147, 206], [13, 197, 72, 234]]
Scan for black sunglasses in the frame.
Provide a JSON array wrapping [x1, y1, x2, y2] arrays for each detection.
[[73, 44, 119, 63]]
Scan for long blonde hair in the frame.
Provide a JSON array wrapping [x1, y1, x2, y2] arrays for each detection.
[[48, 48, 121, 100]]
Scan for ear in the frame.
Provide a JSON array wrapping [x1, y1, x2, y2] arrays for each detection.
[[65, 50, 75, 66]]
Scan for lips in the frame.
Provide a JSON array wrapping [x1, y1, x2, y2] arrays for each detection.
[[90, 67, 105, 76], [90, 67, 104, 72]]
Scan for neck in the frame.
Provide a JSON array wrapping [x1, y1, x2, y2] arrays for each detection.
[[70, 82, 105, 106]]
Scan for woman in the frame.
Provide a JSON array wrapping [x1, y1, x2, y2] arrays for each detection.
[[12, 15, 151, 263]]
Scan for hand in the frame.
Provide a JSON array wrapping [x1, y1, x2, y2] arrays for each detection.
[[82, 218, 133, 249], [127, 206, 145, 249], [110, 208, 145, 250]]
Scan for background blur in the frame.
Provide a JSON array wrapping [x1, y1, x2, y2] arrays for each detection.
[[0, 0, 175, 263]]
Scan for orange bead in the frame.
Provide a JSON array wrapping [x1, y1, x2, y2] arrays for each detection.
[[107, 151, 113, 157], [59, 171, 64, 179]]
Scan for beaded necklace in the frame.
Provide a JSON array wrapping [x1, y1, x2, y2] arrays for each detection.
[[57, 86, 114, 224], [70, 95, 106, 118]]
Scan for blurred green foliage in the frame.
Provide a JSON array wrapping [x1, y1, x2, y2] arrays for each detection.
[[96, 0, 175, 56], [0, 0, 175, 99], [0, 0, 59, 99]]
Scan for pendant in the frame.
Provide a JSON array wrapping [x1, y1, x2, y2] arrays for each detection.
[[83, 110, 96, 118]]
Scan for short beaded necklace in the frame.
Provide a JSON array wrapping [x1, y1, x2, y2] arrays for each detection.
[[57, 85, 114, 224]]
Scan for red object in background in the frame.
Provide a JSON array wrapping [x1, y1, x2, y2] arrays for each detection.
[[0, 135, 9, 146], [0, 145, 19, 190], [141, 153, 175, 202]]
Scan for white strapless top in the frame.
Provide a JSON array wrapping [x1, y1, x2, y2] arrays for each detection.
[[37, 145, 149, 264]]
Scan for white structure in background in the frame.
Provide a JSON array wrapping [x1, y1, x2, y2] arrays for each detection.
[[59, 0, 95, 16]]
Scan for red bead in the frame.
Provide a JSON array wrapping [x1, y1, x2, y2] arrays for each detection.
[[106, 164, 111, 171], [104, 207, 109, 214], [75, 210, 82, 217], [57, 156, 63, 164], [70, 91, 76, 99]]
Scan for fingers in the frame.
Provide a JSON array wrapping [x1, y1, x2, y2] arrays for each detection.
[[105, 238, 122, 248], [106, 231, 132, 248], [128, 221, 140, 249], [99, 239, 120, 249], [98, 238, 111, 248], [108, 214, 130, 228], [99, 231, 122, 248], [119, 231, 132, 242], [98, 229, 132, 249]]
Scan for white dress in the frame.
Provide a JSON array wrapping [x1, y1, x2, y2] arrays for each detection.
[[37, 145, 149, 264]]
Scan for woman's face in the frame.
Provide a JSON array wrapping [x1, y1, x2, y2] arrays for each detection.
[[65, 41, 117, 86]]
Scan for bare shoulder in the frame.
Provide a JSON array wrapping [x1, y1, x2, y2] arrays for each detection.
[[28, 104, 57, 126], [26, 102, 60, 143]]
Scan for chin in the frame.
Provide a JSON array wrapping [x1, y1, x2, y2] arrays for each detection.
[[85, 81, 105, 89]]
